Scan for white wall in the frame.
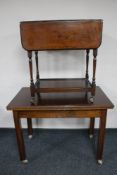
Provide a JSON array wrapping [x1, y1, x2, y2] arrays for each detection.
[[0, 0, 117, 128]]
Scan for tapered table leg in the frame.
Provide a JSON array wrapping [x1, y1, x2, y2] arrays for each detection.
[[27, 118, 33, 139], [97, 110, 107, 165], [89, 118, 95, 138], [13, 111, 28, 163]]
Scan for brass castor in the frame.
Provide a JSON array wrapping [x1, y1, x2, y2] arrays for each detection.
[[97, 160, 103, 165], [30, 97, 35, 104], [89, 96, 94, 103], [28, 135, 33, 139], [22, 159, 28, 164], [89, 134, 93, 139]]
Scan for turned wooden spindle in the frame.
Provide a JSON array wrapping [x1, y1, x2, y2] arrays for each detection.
[[35, 51, 40, 87], [92, 49, 98, 95], [28, 51, 35, 99], [85, 49, 90, 80]]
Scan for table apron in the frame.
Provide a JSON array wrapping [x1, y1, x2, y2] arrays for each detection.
[[17, 110, 104, 118]]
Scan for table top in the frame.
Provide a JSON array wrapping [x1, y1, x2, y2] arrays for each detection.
[[7, 86, 114, 111]]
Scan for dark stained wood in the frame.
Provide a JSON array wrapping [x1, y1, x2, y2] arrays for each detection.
[[18, 110, 101, 118], [12, 19, 112, 162], [13, 111, 26, 161], [28, 51, 33, 83], [34, 78, 92, 93], [7, 86, 114, 111], [28, 51, 35, 99], [86, 49, 90, 80], [7, 87, 114, 162], [35, 51, 40, 87], [27, 118, 33, 136], [92, 49, 97, 95], [20, 20, 103, 50], [20, 19, 103, 102], [89, 118, 95, 136], [97, 110, 107, 161], [38, 78, 90, 89]]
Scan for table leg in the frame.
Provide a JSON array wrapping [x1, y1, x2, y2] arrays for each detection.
[[27, 118, 33, 139], [89, 118, 95, 139], [97, 110, 107, 165], [13, 111, 28, 163]]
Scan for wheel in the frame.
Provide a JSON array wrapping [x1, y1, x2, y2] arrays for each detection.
[[28, 135, 33, 139], [89, 96, 94, 103], [30, 97, 35, 104], [22, 159, 28, 164], [89, 134, 93, 139], [97, 160, 103, 165]]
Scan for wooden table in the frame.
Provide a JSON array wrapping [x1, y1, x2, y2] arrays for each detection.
[[7, 86, 114, 164]]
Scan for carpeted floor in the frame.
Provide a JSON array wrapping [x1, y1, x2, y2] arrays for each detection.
[[0, 129, 117, 175]]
